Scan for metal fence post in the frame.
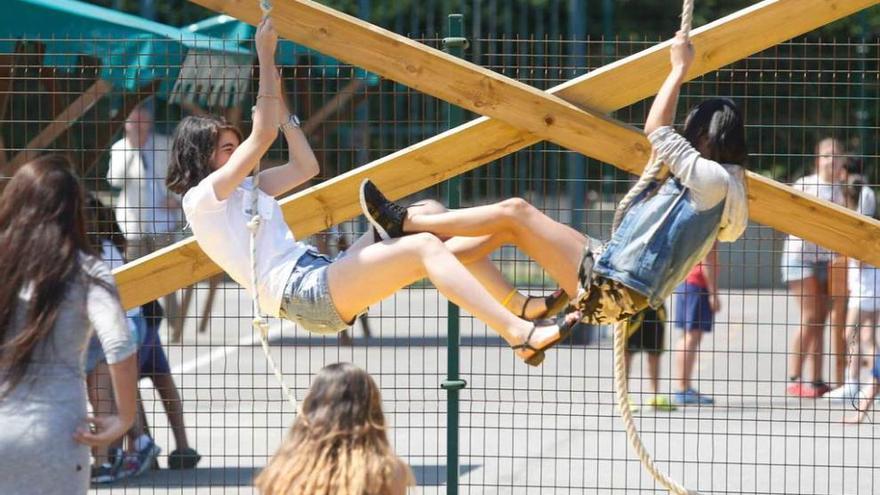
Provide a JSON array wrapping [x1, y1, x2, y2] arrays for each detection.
[[441, 13, 468, 495]]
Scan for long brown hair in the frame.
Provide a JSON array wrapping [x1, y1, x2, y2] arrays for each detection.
[[255, 363, 415, 495], [84, 193, 127, 255], [167, 115, 242, 195], [0, 155, 96, 394]]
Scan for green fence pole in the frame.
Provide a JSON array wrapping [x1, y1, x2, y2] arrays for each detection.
[[441, 13, 468, 495]]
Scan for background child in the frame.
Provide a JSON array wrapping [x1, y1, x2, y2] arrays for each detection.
[[254, 363, 414, 495], [826, 173, 878, 402], [782, 137, 847, 398], [672, 247, 719, 405]]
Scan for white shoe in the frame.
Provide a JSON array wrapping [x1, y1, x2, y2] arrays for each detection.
[[824, 382, 860, 402]]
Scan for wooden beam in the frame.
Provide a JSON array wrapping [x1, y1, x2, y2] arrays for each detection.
[[193, 0, 649, 170], [196, 0, 880, 252], [116, 0, 877, 310], [6, 79, 113, 174]]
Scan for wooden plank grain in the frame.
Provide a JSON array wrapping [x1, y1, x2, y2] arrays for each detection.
[[115, 0, 878, 309], [191, 0, 651, 169], [197, 0, 880, 258]]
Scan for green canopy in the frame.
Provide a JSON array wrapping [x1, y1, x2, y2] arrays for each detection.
[[0, 0, 253, 105], [185, 14, 379, 85]]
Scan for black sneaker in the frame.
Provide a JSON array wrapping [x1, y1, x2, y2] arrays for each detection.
[[359, 179, 408, 241]]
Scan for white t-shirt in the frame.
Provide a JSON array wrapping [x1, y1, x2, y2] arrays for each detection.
[[783, 174, 845, 262], [107, 134, 182, 238], [183, 178, 309, 317]]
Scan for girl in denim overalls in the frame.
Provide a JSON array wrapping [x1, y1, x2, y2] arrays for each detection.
[[361, 32, 749, 352]]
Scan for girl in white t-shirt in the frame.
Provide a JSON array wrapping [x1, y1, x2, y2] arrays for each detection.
[[165, 18, 570, 366], [782, 137, 847, 398], [826, 174, 878, 401]]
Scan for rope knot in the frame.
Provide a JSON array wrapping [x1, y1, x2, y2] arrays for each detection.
[[247, 215, 262, 232]]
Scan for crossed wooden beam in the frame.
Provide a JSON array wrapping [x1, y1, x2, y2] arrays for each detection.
[[114, 0, 880, 310]]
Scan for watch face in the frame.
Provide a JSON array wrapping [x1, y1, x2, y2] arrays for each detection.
[[291, 114, 301, 127]]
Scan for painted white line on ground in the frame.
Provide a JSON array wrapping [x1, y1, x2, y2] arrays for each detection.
[[170, 321, 286, 375]]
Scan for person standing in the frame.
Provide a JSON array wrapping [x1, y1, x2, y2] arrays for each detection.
[[782, 138, 847, 398], [672, 247, 719, 405], [0, 155, 138, 495], [107, 103, 185, 336]]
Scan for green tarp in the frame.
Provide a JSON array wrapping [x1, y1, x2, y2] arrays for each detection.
[[0, 0, 252, 103]]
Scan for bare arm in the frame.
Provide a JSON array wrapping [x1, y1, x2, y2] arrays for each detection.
[[208, 17, 283, 201], [74, 260, 138, 447], [258, 125, 319, 196], [644, 31, 694, 136], [258, 76, 320, 196]]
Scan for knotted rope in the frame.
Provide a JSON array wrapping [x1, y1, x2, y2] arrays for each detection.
[[611, 1, 697, 494], [248, 0, 298, 411]]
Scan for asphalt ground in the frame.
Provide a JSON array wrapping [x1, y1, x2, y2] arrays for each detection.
[[91, 284, 880, 494]]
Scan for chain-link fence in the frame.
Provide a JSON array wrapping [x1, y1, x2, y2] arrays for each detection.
[[1, 19, 879, 495]]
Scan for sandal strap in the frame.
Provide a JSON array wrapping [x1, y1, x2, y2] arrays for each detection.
[[520, 295, 538, 319], [510, 324, 538, 351]]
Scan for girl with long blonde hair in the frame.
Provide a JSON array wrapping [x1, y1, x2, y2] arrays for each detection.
[[255, 363, 414, 495]]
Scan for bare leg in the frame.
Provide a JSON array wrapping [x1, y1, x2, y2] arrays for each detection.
[[787, 277, 828, 383], [857, 311, 877, 383], [845, 379, 879, 423], [404, 198, 587, 296], [829, 256, 849, 385], [356, 199, 557, 320], [675, 330, 703, 391], [151, 373, 190, 450], [845, 308, 861, 381], [647, 353, 661, 396], [326, 232, 561, 358]]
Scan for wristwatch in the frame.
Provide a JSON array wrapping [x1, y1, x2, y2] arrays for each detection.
[[279, 113, 301, 132]]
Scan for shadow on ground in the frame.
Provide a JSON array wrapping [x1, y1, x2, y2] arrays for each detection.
[[92, 464, 480, 489]]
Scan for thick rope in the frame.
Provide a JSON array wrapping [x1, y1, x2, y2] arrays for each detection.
[[614, 323, 694, 495], [611, 1, 697, 493], [248, 0, 298, 411]]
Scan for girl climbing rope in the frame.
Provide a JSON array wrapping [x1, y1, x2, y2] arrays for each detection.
[[359, 27, 747, 495], [166, 16, 573, 377], [360, 27, 747, 342]]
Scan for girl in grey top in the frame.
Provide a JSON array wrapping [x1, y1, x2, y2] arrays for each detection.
[[0, 155, 138, 495]]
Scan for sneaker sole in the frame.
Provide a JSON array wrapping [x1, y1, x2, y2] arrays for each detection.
[[359, 179, 391, 241]]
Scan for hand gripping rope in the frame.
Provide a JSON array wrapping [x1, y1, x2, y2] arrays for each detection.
[[249, 0, 299, 411], [610, 1, 697, 494]]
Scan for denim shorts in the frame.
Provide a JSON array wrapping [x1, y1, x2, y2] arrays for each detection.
[[673, 282, 714, 332], [279, 251, 352, 335], [84, 313, 147, 374]]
